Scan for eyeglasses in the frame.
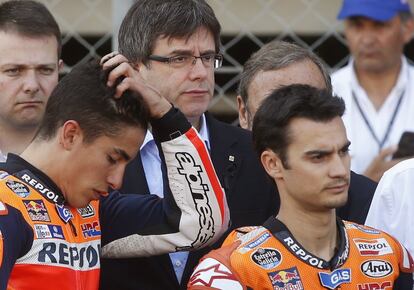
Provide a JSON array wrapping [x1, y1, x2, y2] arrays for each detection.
[[148, 53, 223, 69]]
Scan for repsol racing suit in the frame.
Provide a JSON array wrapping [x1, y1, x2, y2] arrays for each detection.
[[0, 108, 229, 290], [188, 217, 413, 290]]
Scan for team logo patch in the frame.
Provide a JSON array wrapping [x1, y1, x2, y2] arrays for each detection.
[[56, 204, 73, 223], [268, 267, 303, 290], [319, 268, 351, 289], [239, 232, 271, 254], [357, 281, 391, 290], [251, 248, 282, 270], [361, 260, 393, 278], [23, 200, 50, 222], [353, 238, 393, 256], [77, 204, 95, 218], [34, 224, 65, 240], [6, 180, 30, 198], [81, 221, 101, 239]]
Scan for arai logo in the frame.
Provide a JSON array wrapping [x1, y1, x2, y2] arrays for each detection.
[[361, 260, 393, 278]]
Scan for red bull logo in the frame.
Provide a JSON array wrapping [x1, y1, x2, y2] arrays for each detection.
[[25, 200, 46, 212], [23, 200, 50, 222], [268, 267, 303, 289]]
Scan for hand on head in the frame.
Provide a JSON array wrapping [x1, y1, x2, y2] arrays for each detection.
[[101, 52, 172, 119]]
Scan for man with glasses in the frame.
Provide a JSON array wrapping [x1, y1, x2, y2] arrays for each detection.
[[99, 1, 278, 289]]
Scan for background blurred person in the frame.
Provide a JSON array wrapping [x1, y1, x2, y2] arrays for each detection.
[[332, 0, 414, 182], [237, 40, 377, 224], [189, 84, 413, 290], [0, 0, 62, 161], [99, 1, 278, 289]]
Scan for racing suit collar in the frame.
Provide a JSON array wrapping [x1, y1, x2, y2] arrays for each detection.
[[263, 216, 349, 270], [2, 153, 66, 205]]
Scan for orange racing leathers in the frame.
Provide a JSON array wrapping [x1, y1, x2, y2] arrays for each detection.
[[0, 108, 229, 290], [188, 217, 413, 290]]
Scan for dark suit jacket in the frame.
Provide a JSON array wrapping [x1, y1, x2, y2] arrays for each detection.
[[99, 114, 376, 290], [100, 114, 278, 290]]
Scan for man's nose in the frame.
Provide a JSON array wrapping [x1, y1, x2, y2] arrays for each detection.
[[107, 167, 125, 190], [22, 70, 40, 95]]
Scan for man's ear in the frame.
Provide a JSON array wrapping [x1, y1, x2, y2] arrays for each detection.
[[260, 149, 284, 180], [402, 17, 414, 44], [237, 95, 249, 130], [58, 120, 83, 150], [58, 59, 64, 72]]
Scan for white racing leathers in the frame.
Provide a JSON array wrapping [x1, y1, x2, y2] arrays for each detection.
[[100, 108, 230, 258]]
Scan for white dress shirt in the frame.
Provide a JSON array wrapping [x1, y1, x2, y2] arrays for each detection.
[[365, 158, 414, 257], [332, 57, 414, 173], [140, 114, 210, 283]]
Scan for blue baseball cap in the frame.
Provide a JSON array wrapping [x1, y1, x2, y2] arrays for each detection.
[[338, 0, 411, 21]]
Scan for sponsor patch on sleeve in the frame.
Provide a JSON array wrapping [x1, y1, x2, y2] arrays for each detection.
[[238, 231, 271, 254], [6, 180, 30, 198], [34, 224, 65, 240], [77, 204, 95, 218], [353, 238, 393, 256], [268, 267, 303, 289]]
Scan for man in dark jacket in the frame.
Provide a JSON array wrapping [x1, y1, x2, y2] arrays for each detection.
[[100, 3, 377, 290], [237, 40, 377, 225]]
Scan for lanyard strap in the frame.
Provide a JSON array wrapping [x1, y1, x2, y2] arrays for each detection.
[[352, 89, 405, 150]]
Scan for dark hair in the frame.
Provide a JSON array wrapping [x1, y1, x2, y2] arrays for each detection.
[[0, 0, 61, 58], [239, 41, 332, 107], [252, 84, 345, 168], [118, 0, 221, 64], [36, 60, 149, 143]]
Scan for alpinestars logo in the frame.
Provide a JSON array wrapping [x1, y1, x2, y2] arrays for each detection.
[[189, 262, 240, 287], [176, 152, 214, 248]]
